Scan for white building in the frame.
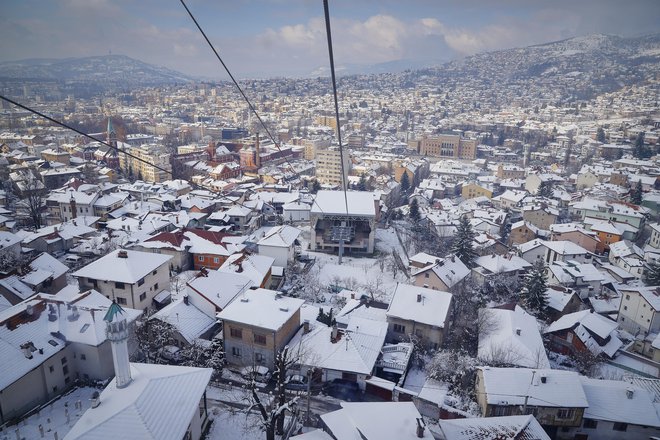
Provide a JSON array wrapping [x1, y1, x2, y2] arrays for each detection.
[[73, 249, 172, 310], [257, 225, 301, 267]]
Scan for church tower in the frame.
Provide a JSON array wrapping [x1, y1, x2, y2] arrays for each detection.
[[104, 300, 132, 388]]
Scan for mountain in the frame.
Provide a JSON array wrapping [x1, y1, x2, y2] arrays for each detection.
[[385, 33, 660, 104], [0, 55, 195, 87]]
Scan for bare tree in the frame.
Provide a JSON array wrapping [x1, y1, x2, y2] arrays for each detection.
[[16, 171, 46, 230]]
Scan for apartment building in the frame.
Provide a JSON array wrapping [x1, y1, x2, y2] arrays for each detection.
[[315, 147, 351, 189]]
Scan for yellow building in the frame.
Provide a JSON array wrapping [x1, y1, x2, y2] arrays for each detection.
[[118, 144, 171, 183], [461, 182, 493, 200]]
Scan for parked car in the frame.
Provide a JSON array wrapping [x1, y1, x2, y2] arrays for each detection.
[[240, 365, 272, 383], [159, 345, 181, 362], [322, 379, 361, 401], [284, 374, 308, 391]]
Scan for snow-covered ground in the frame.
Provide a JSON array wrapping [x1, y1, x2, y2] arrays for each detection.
[[206, 405, 264, 440], [4, 386, 100, 440]]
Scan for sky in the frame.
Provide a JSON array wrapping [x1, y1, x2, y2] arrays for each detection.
[[1, 0, 659, 78]]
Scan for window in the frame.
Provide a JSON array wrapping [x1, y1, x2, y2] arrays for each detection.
[[231, 347, 241, 357], [63, 365, 69, 375], [255, 353, 264, 364], [214, 257, 219, 264], [424, 273, 430, 278], [626, 294, 630, 300], [139, 292, 147, 301], [152, 269, 157, 275], [556, 408, 575, 420], [583, 419, 598, 429], [137, 278, 145, 287], [154, 283, 159, 291], [80, 354, 86, 361], [116, 297, 127, 305], [393, 324, 406, 334], [230, 328, 243, 339], [613, 422, 628, 432], [49, 365, 54, 373], [254, 334, 267, 345], [624, 306, 628, 310], [115, 282, 125, 289], [61, 357, 67, 365], [198, 256, 204, 262]]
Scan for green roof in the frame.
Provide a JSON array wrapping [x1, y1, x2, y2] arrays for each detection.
[[104, 301, 125, 322]]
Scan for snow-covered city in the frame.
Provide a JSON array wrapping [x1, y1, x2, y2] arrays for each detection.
[[1, 1, 660, 439]]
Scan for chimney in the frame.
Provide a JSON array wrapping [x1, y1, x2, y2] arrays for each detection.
[[516, 328, 521, 336], [26, 304, 34, 316], [626, 388, 634, 399], [417, 293, 422, 303], [70, 195, 77, 220], [90, 391, 101, 408], [303, 320, 310, 334], [540, 375, 547, 384], [117, 250, 128, 258], [331, 324, 338, 341], [416, 418, 425, 438], [183, 295, 189, 305]]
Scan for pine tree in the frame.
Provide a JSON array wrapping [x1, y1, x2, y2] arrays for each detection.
[[645, 260, 660, 286], [596, 127, 606, 143], [311, 180, 321, 194], [631, 180, 643, 205], [538, 180, 553, 198], [633, 131, 647, 159], [409, 198, 421, 223], [451, 216, 478, 268], [521, 259, 549, 319], [400, 171, 410, 193]]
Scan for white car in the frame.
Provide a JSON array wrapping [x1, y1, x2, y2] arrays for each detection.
[[240, 365, 272, 383]]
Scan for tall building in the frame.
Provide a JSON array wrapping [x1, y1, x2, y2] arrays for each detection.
[[409, 134, 477, 160], [118, 144, 171, 183], [315, 146, 351, 189]]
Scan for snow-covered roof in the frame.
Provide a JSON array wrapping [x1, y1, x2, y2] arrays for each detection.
[[186, 271, 254, 311], [217, 288, 303, 331], [478, 306, 550, 369], [290, 316, 388, 375], [321, 402, 432, 440], [474, 254, 531, 274], [151, 298, 216, 344], [438, 415, 550, 440], [257, 225, 301, 248], [0, 231, 21, 250], [590, 221, 624, 235], [580, 377, 660, 427], [73, 249, 172, 283], [311, 190, 376, 217], [545, 310, 622, 357], [64, 364, 212, 440], [412, 256, 470, 288], [479, 367, 588, 408], [386, 284, 452, 328], [548, 261, 604, 284], [218, 253, 274, 286], [545, 286, 577, 312], [544, 240, 589, 256], [0, 299, 66, 391]]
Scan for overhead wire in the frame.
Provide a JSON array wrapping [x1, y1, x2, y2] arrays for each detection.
[[322, 0, 350, 215], [178, 0, 325, 215], [0, 94, 271, 215]]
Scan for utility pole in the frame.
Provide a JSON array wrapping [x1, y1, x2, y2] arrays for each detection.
[[306, 368, 312, 426], [522, 370, 536, 414]]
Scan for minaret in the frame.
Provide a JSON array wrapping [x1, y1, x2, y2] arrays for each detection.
[[106, 117, 120, 170], [104, 300, 132, 388]]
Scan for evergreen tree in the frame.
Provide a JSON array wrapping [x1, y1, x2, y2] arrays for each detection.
[[311, 180, 321, 194], [521, 259, 549, 319], [631, 180, 643, 205], [538, 181, 553, 198], [451, 216, 478, 268], [596, 127, 606, 143], [357, 174, 368, 191], [400, 171, 410, 193], [646, 260, 660, 286], [633, 131, 647, 159], [409, 198, 421, 223]]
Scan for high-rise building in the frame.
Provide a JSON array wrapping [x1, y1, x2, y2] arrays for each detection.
[[118, 144, 171, 183], [315, 147, 351, 189]]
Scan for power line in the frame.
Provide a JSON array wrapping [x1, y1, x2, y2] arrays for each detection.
[[322, 0, 350, 216], [0, 94, 271, 215]]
